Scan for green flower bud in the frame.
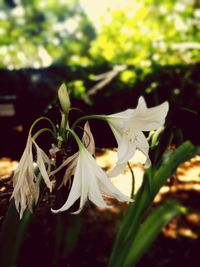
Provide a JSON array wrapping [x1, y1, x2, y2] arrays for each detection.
[[58, 83, 70, 114]]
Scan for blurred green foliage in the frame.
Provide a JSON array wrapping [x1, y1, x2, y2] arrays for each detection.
[[0, 0, 199, 148], [0, 0, 95, 68], [0, 0, 200, 72], [90, 0, 200, 68]]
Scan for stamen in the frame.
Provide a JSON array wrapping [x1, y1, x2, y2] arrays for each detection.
[[125, 128, 130, 135]]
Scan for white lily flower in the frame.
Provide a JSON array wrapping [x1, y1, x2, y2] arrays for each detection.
[[50, 121, 95, 187], [51, 145, 131, 214], [105, 96, 169, 176], [12, 135, 52, 218]]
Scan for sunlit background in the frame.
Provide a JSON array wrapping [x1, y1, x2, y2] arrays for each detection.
[[0, 1, 200, 266], [0, 0, 199, 205], [0, 0, 200, 69]]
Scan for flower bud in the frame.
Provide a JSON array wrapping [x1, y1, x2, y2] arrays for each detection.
[[58, 83, 70, 114]]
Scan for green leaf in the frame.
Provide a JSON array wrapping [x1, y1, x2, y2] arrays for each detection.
[[0, 200, 32, 267], [152, 141, 199, 195], [61, 214, 82, 258], [109, 141, 198, 267], [123, 199, 187, 267], [0, 169, 43, 267]]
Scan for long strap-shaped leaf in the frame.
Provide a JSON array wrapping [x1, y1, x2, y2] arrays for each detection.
[[109, 141, 199, 267], [0, 170, 42, 267], [123, 199, 187, 267], [0, 200, 32, 267]]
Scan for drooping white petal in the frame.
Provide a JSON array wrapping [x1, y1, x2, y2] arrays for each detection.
[[19, 189, 26, 219], [88, 173, 111, 209], [107, 122, 123, 145], [135, 131, 151, 168], [51, 154, 82, 213], [108, 135, 136, 176], [12, 136, 40, 218], [117, 135, 136, 163], [52, 146, 132, 214], [33, 140, 52, 191], [61, 153, 78, 186], [79, 154, 90, 209], [49, 152, 78, 177], [108, 162, 127, 177], [83, 148, 131, 203], [12, 136, 32, 194], [50, 122, 95, 188], [12, 136, 54, 218]]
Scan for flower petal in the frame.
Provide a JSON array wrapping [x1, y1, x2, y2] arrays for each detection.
[[52, 146, 132, 214], [128, 99, 169, 131], [108, 162, 127, 177], [108, 134, 136, 177], [82, 121, 95, 156], [62, 156, 78, 186], [33, 140, 52, 191], [51, 156, 82, 213], [135, 131, 151, 168], [107, 110, 133, 144], [84, 149, 131, 202], [117, 135, 136, 164], [49, 152, 78, 177]]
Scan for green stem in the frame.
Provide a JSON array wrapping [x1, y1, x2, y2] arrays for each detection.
[[60, 112, 68, 136], [66, 128, 84, 150], [32, 128, 55, 140], [128, 162, 135, 198], [29, 116, 57, 137], [71, 114, 107, 130]]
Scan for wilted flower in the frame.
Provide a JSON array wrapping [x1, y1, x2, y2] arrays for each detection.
[[104, 97, 169, 176], [12, 135, 52, 218]]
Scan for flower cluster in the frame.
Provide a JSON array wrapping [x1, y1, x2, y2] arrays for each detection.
[[12, 84, 169, 218]]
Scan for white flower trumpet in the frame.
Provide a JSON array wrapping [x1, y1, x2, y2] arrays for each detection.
[[105, 97, 169, 176], [51, 126, 131, 214], [51, 145, 131, 214]]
